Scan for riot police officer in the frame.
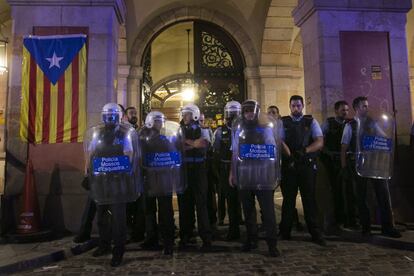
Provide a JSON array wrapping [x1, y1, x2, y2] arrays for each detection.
[[321, 100, 355, 232], [84, 103, 140, 267], [122, 106, 146, 243], [139, 111, 185, 255], [213, 101, 242, 240], [340, 96, 401, 238], [229, 99, 281, 257], [200, 114, 219, 231], [279, 95, 326, 246], [178, 104, 212, 250]]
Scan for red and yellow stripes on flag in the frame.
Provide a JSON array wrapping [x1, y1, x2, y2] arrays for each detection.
[[20, 44, 86, 144]]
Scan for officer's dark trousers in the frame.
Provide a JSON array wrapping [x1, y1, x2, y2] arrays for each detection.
[[280, 163, 322, 238], [178, 162, 212, 243], [126, 196, 145, 240], [239, 190, 277, 246], [217, 182, 226, 223], [78, 195, 96, 236], [220, 162, 240, 235], [97, 202, 127, 254], [348, 164, 394, 232], [206, 159, 218, 226], [145, 195, 175, 248], [323, 155, 345, 226]]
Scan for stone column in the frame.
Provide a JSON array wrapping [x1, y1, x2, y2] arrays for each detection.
[[411, 67, 414, 113], [127, 66, 142, 120], [117, 64, 130, 106], [6, 0, 126, 233], [259, 66, 304, 117], [244, 67, 261, 102]]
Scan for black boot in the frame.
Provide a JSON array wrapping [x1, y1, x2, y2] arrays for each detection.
[[111, 247, 124, 267], [311, 235, 327, 247], [241, 240, 258, 252], [267, 240, 280, 257], [73, 234, 91, 243]]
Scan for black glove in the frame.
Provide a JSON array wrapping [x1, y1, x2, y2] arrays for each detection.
[[292, 148, 306, 163], [287, 155, 296, 169], [81, 176, 90, 191]]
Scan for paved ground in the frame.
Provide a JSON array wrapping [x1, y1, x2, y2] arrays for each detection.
[[6, 188, 414, 275], [13, 226, 414, 275]]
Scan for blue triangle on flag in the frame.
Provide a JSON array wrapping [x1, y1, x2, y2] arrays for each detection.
[[23, 35, 87, 85]]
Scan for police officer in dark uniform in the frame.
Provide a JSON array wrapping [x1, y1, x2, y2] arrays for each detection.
[[139, 111, 185, 255], [85, 103, 140, 267], [200, 114, 219, 231], [213, 101, 242, 240], [321, 100, 355, 232], [279, 95, 326, 246], [122, 106, 146, 242], [267, 105, 304, 233], [178, 103, 212, 250], [341, 96, 401, 238], [229, 99, 280, 257]]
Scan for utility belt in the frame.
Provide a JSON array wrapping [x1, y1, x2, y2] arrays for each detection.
[[299, 156, 316, 166], [282, 156, 316, 169], [183, 157, 205, 163], [321, 151, 341, 162]]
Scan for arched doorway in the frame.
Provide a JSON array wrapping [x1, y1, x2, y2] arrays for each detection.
[[141, 20, 246, 129]]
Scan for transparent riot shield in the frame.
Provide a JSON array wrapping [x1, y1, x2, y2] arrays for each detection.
[[139, 121, 186, 197], [84, 123, 141, 205], [231, 114, 281, 190], [355, 113, 395, 179]]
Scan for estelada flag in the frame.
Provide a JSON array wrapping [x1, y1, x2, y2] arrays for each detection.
[[20, 34, 87, 144]]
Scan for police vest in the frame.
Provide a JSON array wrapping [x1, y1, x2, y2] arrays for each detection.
[[239, 123, 266, 146], [324, 117, 348, 153], [92, 126, 125, 159], [218, 125, 232, 161], [348, 119, 358, 153], [282, 115, 317, 158], [141, 129, 172, 157], [348, 117, 376, 154], [90, 125, 130, 187], [181, 122, 205, 160]]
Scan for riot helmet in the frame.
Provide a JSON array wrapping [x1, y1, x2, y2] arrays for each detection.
[[101, 103, 122, 126], [241, 99, 260, 122], [180, 103, 200, 124], [224, 101, 241, 125], [145, 111, 166, 130]]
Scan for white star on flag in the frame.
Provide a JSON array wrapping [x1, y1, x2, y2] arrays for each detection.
[[46, 52, 64, 69]]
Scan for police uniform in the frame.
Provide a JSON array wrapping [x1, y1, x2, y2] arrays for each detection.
[[232, 115, 279, 255], [321, 117, 355, 228], [279, 115, 324, 242], [89, 125, 131, 259], [204, 127, 219, 228], [125, 121, 145, 242], [213, 124, 241, 239], [341, 119, 400, 236], [178, 121, 212, 247], [139, 126, 178, 253]]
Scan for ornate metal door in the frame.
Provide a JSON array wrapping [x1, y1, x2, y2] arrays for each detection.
[[194, 21, 245, 127], [141, 21, 246, 127]]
